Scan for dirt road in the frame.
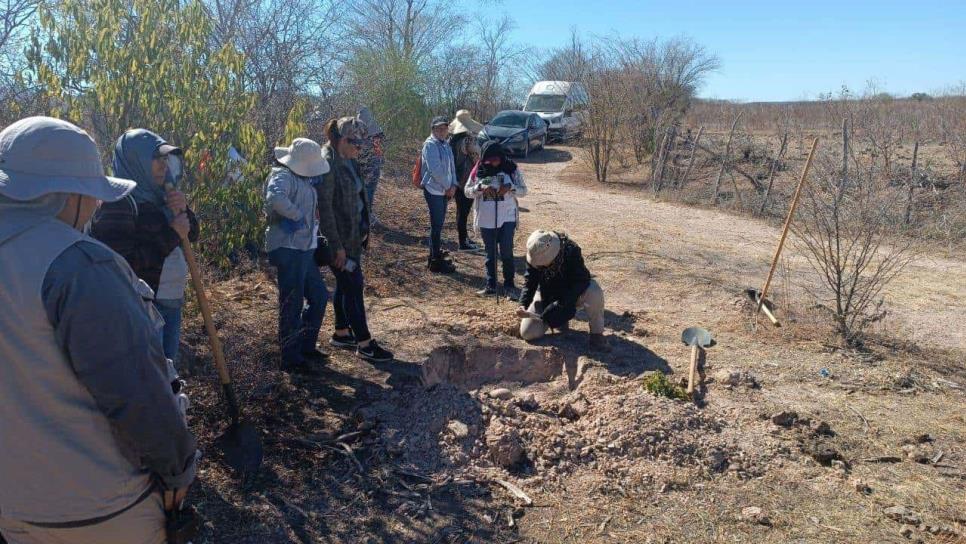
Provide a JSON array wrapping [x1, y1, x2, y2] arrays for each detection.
[[515, 146, 966, 353]]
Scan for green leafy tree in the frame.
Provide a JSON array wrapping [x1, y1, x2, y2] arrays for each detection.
[[27, 0, 267, 266]]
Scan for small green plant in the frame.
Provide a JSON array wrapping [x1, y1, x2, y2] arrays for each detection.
[[642, 372, 689, 401]]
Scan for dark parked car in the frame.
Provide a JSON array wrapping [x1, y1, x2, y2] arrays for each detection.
[[478, 110, 547, 158]]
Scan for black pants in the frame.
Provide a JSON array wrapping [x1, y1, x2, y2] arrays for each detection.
[[330, 259, 371, 343], [455, 188, 474, 244]]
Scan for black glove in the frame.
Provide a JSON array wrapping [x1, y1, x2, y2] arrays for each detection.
[[542, 302, 576, 329]]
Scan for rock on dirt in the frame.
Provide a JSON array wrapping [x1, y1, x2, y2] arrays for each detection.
[[714, 369, 741, 386], [771, 411, 799, 427], [884, 506, 921, 526], [489, 388, 514, 400], [447, 420, 470, 439], [741, 506, 771, 526], [486, 421, 526, 468], [804, 439, 843, 466]]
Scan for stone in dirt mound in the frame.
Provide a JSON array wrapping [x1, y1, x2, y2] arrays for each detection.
[[421, 342, 574, 390]]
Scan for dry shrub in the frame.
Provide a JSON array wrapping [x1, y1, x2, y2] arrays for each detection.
[[793, 157, 918, 347]]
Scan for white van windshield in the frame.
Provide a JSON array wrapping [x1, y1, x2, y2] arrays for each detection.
[[525, 94, 566, 113]]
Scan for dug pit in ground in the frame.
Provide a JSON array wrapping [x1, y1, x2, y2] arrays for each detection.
[[420, 339, 579, 390]]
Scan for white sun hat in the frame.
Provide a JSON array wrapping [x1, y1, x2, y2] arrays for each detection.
[[0, 116, 135, 202], [449, 109, 484, 136], [274, 137, 330, 177]]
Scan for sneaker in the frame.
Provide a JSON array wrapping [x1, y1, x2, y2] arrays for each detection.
[[428, 257, 456, 274], [357, 340, 394, 363], [459, 240, 480, 251], [476, 286, 497, 296], [329, 332, 357, 349], [503, 286, 521, 302], [589, 333, 611, 352], [300, 348, 329, 362]]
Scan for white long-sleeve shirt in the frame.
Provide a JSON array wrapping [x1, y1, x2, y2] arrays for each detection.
[[464, 167, 528, 231]]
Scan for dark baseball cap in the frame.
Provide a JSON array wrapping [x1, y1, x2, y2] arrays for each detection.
[[431, 116, 449, 128]]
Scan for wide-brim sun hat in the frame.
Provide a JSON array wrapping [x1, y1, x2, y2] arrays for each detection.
[[274, 137, 330, 177], [450, 109, 484, 136], [526, 229, 561, 268], [0, 116, 136, 202]]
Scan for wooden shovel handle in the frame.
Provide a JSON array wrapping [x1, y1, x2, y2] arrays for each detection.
[[687, 345, 699, 394], [181, 240, 231, 387], [757, 137, 819, 317]]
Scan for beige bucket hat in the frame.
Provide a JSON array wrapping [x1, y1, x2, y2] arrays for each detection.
[[449, 109, 484, 136], [526, 230, 562, 267], [274, 137, 330, 177], [0, 116, 135, 202]]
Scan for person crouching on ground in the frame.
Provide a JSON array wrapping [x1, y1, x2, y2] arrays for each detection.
[[264, 137, 331, 373], [517, 230, 609, 351], [318, 117, 394, 363], [0, 117, 197, 543], [421, 116, 458, 273], [465, 141, 527, 300], [449, 109, 483, 251], [90, 129, 198, 369]]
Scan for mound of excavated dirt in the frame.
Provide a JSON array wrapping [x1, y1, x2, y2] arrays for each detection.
[[358, 343, 778, 499]]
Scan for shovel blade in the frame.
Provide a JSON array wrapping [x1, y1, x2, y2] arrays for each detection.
[[215, 421, 263, 475], [746, 288, 776, 311], [681, 326, 714, 348]]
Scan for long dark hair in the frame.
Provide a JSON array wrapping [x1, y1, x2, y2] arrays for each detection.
[[323, 118, 342, 147], [477, 141, 517, 178]]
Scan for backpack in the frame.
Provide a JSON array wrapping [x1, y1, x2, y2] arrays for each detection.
[[411, 156, 422, 188]]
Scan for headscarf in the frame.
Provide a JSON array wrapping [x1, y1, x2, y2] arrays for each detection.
[[112, 129, 176, 215], [476, 141, 518, 178]]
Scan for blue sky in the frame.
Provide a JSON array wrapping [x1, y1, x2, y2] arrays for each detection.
[[504, 0, 966, 102]]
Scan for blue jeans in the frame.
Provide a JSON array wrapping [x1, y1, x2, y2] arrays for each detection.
[[366, 181, 378, 211], [424, 189, 449, 259], [331, 257, 371, 343], [269, 248, 329, 365], [154, 298, 183, 366], [480, 221, 517, 289]]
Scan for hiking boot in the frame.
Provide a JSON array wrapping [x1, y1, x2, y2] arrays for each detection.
[[589, 333, 611, 352], [428, 257, 456, 274], [476, 286, 497, 297], [358, 340, 394, 363], [329, 332, 357, 349], [282, 359, 318, 375], [300, 348, 329, 362], [503, 286, 521, 302], [459, 239, 480, 251]]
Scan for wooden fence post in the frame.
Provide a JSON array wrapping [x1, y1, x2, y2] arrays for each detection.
[[712, 113, 741, 204], [905, 140, 919, 225], [680, 126, 704, 189], [758, 131, 788, 216]]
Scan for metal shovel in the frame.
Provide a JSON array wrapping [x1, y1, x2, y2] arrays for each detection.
[[681, 327, 715, 395], [746, 288, 781, 327], [168, 183, 263, 476]]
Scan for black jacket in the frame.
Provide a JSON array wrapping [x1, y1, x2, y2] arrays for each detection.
[[450, 133, 475, 189], [519, 234, 592, 327], [90, 194, 199, 295]]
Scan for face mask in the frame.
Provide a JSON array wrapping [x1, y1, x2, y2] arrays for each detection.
[[166, 153, 184, 183]]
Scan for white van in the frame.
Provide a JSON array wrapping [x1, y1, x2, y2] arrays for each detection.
[[522, 81, 588, 141]]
